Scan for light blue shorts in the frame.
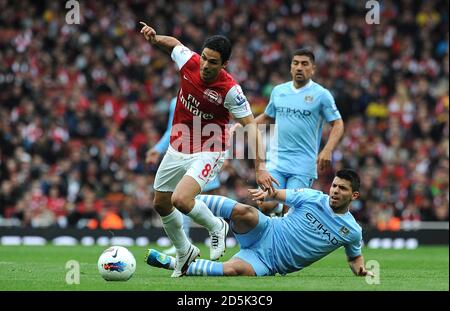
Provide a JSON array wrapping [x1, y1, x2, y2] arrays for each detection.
[[232, 211, 275, 276], [268, 168, 315, 190], [267, 169, 315, 213]]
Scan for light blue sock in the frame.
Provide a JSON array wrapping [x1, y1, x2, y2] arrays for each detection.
[[187, 259, 224, 276], [196, 195, 237, 219]]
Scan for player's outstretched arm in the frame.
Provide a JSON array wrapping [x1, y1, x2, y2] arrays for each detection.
[[249, 188, 286, 205], [347, 255, 374, 277], [139, 22, 182, 53]]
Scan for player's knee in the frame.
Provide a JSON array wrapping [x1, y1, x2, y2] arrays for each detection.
[[231, 204, 257, 222], [171, 192, 191, 212], [223, 261, 256, 276], [223, 264, 239, 276]]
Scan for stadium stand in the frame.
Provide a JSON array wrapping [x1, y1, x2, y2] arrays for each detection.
[[0, 0, 448, 231]]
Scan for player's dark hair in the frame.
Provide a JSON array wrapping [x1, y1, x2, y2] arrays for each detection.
[[293, 48, 315, 63], [335, 169, 360, 192], [202, 35, 232, 64]]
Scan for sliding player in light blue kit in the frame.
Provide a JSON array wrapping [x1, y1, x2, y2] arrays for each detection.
[[146, 97, 222, 255], [146, 169, 374, 278], [255, 49, 344, 215]]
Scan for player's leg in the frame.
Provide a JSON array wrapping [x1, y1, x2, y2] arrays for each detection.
[[196, 194, 274, 243], [187, 210, 272, 276], [172, 175, 224, 232], [153, 169, 192, 256], [146, 249, 256, 276], [187, 257, 256, 276], [163, 213, 190, 255], [163, 176, 221, 255], [172, 179, 228, 261], [153, 150, 200, 277], [146, 205, 272, 276], [195, 194, 258, 233], [172, 152, 228, 261], [153, 190, 199, 277]]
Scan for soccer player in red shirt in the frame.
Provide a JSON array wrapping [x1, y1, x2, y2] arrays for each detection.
[[139, 22, 278, 277]]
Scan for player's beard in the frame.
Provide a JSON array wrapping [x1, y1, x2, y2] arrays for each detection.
[[201, 69, 214, 81], [294, 74, 309, 87], [329, 197, 351, 213]]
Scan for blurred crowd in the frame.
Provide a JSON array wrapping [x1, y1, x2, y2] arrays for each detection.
[[0, 0, 448, 230]]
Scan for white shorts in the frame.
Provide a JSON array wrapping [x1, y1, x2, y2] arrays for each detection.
[[153, 146, 226, 193]]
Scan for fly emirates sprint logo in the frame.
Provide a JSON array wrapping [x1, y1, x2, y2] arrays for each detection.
[[170, 94, 277, 160], [179, 91, 215, 120]]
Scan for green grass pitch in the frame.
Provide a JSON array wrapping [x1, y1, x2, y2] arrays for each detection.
[[0, 245, 447, 291]]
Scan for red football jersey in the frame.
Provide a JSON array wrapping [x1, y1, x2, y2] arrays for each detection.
[[169, 45, 252, 153]]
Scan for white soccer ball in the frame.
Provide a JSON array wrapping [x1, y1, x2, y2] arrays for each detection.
[[98, 246, 136, 281]]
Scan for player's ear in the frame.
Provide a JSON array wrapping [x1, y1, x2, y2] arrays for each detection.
[[221, 60, 229, 69], [351, 191, 360, 201]]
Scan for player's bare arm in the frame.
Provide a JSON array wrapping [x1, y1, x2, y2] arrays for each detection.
[[139, 22, 182, 53], [347, 255, 374, 277], [254, 113, 274, 125], [317, 118, 344, 171], [249, 188, 286, 204], [236, 115, 279, 193]]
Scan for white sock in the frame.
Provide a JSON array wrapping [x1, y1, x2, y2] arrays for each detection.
[[161, 209, 191, 254], [188, 199, 222, 232]]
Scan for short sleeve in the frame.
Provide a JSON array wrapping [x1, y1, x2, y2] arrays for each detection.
[[320, 90, 341, 122], [264, 90, 276, 118], [171, 45, 195, 71], [344, 232, 363, 258], [224, 85, 252, 119]]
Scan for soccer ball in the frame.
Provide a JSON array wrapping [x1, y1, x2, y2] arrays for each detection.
[[98, 246, 136, 281]]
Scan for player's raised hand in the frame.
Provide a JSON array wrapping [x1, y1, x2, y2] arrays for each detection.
[[146, 149, 161, 165], [255, 169, 279, 194], [248, 188, 267, 204], [139, 22, 156, 43]]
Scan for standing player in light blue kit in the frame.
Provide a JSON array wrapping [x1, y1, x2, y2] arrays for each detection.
[[146, 97, 222, 255], [256, 49, 344, 215], [146, 169, 374, 278]]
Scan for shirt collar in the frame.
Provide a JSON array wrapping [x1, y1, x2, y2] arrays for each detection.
[[290, 79, 313, 93]]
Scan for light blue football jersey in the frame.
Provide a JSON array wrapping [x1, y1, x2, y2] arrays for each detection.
[[264, 80, 341, 178], [269, 188, 362, 275]]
